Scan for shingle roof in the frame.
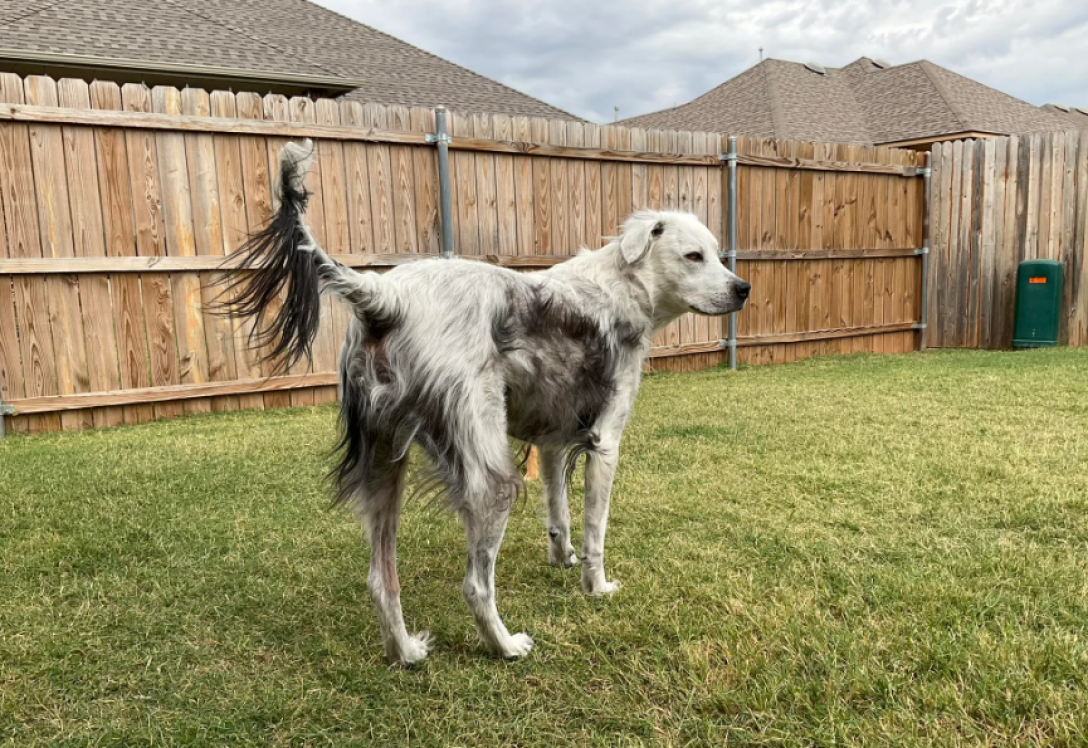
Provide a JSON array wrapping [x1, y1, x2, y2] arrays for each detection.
[[1042, 103, 1088, 129], [0, 0, 580, 120], [620, 57, 1076, 144]]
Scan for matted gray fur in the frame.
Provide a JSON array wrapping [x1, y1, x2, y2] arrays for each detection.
[[223, 140, 750, 663]]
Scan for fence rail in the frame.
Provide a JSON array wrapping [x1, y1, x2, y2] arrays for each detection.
[[0, 73, 926, 434]]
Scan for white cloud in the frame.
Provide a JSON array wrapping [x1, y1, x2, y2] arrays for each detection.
[[317, 0, 1088, 122]]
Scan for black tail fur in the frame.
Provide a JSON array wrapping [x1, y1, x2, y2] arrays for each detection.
[[216, 143, 322, 374]]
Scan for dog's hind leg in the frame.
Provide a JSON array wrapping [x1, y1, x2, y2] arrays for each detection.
[[355, 455, 431, 665], [460, 498, 533, 658], [540, 445, 578, 568]]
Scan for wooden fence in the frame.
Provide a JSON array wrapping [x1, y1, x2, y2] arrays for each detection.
[[0, 74, 926, 434], [927, 131, 1088, 348]]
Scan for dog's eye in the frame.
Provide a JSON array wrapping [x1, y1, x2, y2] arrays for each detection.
[[684, 252, 704, 263]]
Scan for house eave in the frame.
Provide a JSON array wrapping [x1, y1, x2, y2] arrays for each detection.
[[0, 48, 362, 96]]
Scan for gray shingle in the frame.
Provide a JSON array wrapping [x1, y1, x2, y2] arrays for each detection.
[[0, 0, 580, 120], [620, 57, 1078, 144], [1042, 104, 1088, 128]]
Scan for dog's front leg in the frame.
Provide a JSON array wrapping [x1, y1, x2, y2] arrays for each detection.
[[581, 444, 622, 596], [540, 446, 578, 568]]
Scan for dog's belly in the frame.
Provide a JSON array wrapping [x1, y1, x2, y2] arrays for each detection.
[[501, 345, 616, 446]]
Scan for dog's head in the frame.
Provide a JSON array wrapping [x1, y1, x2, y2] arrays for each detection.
[[618, 210, 750, 316]]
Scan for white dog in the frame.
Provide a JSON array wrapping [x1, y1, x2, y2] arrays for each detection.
[[223, 142, 750, 664]]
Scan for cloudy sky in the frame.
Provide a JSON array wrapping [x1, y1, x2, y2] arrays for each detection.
[[318, 0, 1088, 124]]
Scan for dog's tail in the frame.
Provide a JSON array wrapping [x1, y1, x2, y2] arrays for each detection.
[[217, 140, 396, 372]]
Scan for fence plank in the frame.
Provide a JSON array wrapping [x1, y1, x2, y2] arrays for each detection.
[[0, 73, 56, 430], [340, 101, 376, 255], [94, 81, 152, 426], [1072, 131, 1088, 346], [152, 86, 211, 417], [531, 117, 551, 254], [281, 97, 320, 407], [388, 105, 419, 254], [451, 111, 479, 254], [0, 137, 21, 408], [57, 78, 123, 428], [473, 112, 500, 255], [568, 120, 588, 251], [488, 113, 518, 256], [25, 75, 90, 430], [408, 108, 440, 255], [263, 94, 309, 409], [315, 98, 351, 256], [180, 88, 239, 414], [234, 91, 275, 410], [548, 119, 569, 256], [209, 90, 263, 412], [512, 117, 535, 256], [1059, 131, 1078, 344], [366, 103, 397, 254]]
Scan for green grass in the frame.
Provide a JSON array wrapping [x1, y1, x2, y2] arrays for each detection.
[[4, 349, 1088, 747]]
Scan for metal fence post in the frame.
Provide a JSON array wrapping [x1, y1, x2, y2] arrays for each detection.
[[0, 392, 12, 438], [428, 106, 455, 258], [722, 136, 739, 370], [917, 160, 932, 351]]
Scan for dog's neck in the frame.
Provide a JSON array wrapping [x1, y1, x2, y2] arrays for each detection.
[[568, 242, 688, 336]]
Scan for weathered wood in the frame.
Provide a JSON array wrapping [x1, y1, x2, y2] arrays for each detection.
[[0, 102, 433, 145], [365, 102, 398, 254], [0, 73, 56, 415], [233, 91, 273, 410], [567, 120, 588, 252], [511, 116, 535, 255], [340, 101, 376, 254], [531, 118, 551, 254], [25, 76, 90, 430], [548, 119, 569, 257], [388, 105, 419, 254], [1059, 131, 1078, 344], [17, 249, 958, 278], [90, 81, 153, 425], [1071, 131, 1088, 346], [57, 78, 123, 427], [408, 107, 441, 254], [8, 372, 339, 413], [0, 74, 943, 434], [473, 113, 500, 254], [180, 88, 238, 412], [978, 138, 997, 348], [153, 86, 210, 419], [315, 98, 351, 255], [646, 321, 919, 358], [451, 111, 479, 254]]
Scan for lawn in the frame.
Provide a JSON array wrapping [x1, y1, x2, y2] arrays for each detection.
[[3, 349, 1088, 747]]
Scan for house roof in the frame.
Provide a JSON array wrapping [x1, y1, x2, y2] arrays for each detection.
[[1042, 103, 1088, 129], [0, 0, 580, 120], [620, 57, 1076, 144]]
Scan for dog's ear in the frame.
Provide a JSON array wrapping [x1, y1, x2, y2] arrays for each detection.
[[619, 213, 666, 265]]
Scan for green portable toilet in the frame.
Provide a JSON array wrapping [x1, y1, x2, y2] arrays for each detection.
[[1012, 259, 1063, 348]]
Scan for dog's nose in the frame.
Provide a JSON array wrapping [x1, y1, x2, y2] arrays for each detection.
[[735, 280, 751, 300]]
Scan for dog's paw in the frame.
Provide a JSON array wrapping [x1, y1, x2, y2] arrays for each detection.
[[496, 632, 534, 659], [395, 631, 432, 666], [582, 578, 622, 597], [548, 543, 579, 569]]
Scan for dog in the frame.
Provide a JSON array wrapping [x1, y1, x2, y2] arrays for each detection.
[[222, 141, 750, 663]]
